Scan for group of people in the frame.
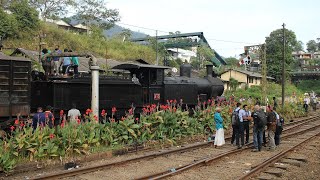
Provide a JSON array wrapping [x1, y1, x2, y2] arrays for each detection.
[[212, 100, 284, 152], [32, 103, 81, 131], [41, 46, 79, 76]]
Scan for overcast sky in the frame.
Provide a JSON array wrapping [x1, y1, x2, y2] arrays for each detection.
[[107, 0, 319, 58]]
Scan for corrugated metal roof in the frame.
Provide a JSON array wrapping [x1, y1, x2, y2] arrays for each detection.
[[0, 52, 30, 61], [10, 48, 39, 61], [112, 62, 170, 70]]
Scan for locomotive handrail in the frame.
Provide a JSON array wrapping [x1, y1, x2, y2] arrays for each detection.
[[42, 52, 98, 66]]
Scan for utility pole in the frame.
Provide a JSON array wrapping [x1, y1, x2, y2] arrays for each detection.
[[282, 23, 286, 107], [156, 30, 159, 65], [38, 33, 46, 63], [260, 44, 267, 105]]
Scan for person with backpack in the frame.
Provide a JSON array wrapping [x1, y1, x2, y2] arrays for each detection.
[[232, 102, 245, 149], [251, 105, 266, 152], [231, 102, 241, 146], [273, 107, 284, 146], [266, 106, 276, 151], [44, 105, 55, 128]]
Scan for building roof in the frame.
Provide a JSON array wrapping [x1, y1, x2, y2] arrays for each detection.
[[73, 24, 89, 30], [10, 48, 40, 61], [112, 61, 170, 70], [0, 52, 30, 61], [221, 69, 274, 80]]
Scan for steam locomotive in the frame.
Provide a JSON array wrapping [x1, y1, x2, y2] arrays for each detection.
[[0, 52, 224, 127]]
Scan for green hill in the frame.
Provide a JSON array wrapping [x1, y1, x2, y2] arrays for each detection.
[[3, 23, 157, 63]]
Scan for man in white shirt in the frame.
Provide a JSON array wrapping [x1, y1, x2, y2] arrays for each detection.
[[237, 105, 246, 148], [68, 103, 81, 123], [242, 105, 252, 144]]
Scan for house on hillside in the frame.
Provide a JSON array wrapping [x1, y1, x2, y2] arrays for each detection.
[[220, 69, 274, 90], [167, 48, 197, 63], [292, 51, 312, 65]]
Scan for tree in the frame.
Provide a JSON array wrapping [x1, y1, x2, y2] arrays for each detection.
[[0, 7, 18, 39], [265, 28, 298, 82], [229, 77, 238, 91], [75, 0, 120, 30], [224, 57, 239, 67], [9, 0, 39, 34], [29, 0, 76, 20], [306, 40, 318, 52], [197, 45, 214, 68], [293, 40, 304, 52]]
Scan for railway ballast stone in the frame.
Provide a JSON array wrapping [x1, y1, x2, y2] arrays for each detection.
[[286, 154, 308, 162], [264, 168, 284, 177], [281, 159, 302, 167]]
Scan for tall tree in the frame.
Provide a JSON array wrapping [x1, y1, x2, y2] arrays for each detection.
[[0, 7, 18, 38], [265, 28, 298, 82], [306, 40, 318, 52], [224, 57, 239, 67], [29, 0, 75, 20], [9, 0, 39, 33], [293, 40, 304, 52], [75, 0, 120, 30]]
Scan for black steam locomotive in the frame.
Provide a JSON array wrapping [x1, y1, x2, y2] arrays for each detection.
[[0, 53, 224, 127]]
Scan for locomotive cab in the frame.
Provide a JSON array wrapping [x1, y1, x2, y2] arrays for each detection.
[[112, 63, 169, 105]]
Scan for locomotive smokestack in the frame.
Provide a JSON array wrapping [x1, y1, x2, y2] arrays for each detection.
[[180, 64, 192, 77], [206, 64, 213, 77]]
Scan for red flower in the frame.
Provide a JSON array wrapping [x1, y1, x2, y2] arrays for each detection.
[[121, 117, 125, 121], [77, 119, 81, 124], [128, 108, 133, 115], [135, 117, 139, 121], [60, 110, 64, 116], [94, 115, 98, 122], [10, 126, 15, 131], [112, 107, 117, 113], [61, 123, 65, 128], [101, 109, 106, 116], [49, 134, 55, 139], [86, 109, 91, 115], [14, 119, 19, 125], [169, 100, 173, 103], [173, 107, 177, 112], [20, 123, 24, 127], [173, 99, 177, 104]]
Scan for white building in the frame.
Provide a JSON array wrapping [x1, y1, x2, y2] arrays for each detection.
[[167, 48, 197, 63]]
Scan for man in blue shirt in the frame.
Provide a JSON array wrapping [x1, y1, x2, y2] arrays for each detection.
[[62, 49, 71, 75], [32, 107, 46, 132]]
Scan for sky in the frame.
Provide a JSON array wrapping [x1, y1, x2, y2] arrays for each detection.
[[107, 0, 320, 58]]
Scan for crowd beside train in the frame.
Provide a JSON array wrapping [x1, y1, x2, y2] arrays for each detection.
[[213, 98, 285, 152]]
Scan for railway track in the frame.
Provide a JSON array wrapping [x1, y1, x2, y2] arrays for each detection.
[[21, 114, 320, 180], [139, 116, 320, 180]]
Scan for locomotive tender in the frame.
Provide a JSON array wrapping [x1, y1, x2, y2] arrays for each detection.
[[0, 52, 224, 127]]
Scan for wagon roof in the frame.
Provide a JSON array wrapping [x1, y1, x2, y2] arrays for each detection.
[[0, 52, 30, 61]]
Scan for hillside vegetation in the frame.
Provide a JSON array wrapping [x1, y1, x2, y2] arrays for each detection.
[[4, 23, 157, 63]]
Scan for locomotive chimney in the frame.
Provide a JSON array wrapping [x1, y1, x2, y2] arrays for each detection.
[[180, 64, 191, 77], [206, 64, 213, 77]]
